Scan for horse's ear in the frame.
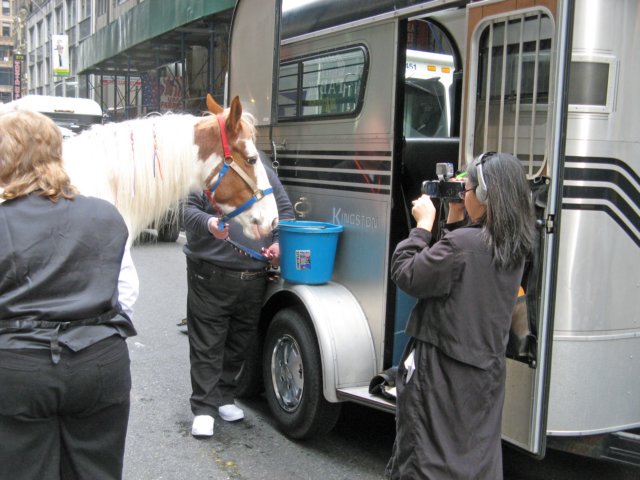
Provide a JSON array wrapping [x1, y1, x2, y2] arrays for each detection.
[[206, 93, 224, 115], [227, 96, 243, 134]]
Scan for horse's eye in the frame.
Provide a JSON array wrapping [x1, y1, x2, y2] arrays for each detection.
[[247, 155, 258, 165]]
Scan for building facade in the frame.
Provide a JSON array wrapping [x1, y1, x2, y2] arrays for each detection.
[[1, 0, 18, 103], [5, 0, 234, 120]]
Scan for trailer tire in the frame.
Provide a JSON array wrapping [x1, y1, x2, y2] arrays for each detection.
[[157, 221, 180, 242], [263, 307, 341, 439]]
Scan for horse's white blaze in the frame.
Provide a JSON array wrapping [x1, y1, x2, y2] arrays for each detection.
[[252, 160, 279, 237], [244, 138, 259, 161], [240, 137, 278, 239]]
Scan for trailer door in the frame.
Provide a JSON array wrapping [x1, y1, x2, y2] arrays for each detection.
[[228, 0, 280, 126], [461, 0, 572, 457]]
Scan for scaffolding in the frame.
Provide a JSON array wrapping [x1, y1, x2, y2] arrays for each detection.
[[76, 0, 234, 120], [16, 0, 234, 120]]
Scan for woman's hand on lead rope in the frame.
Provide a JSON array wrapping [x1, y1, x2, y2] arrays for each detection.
[[207, 217, 229, 240], [412, 194, 437, 232]]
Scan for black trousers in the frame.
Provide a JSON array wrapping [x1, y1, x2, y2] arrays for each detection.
[[186, 257, 267, 415], [0, 335, 131, 480]]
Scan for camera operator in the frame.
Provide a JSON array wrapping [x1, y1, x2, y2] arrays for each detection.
[[385, 152, 535, 479]]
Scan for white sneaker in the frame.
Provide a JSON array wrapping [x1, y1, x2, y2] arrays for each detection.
[[218, 403, 244, 422], [191, 415, 214, 437]]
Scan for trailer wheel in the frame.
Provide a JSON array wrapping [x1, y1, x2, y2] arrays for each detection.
[[157, 204, 183, 242], [263, 308, 341, 439], [157, 221, 180, 242]]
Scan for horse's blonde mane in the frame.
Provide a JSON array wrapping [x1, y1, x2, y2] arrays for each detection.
[[63, 113, 204, 243]]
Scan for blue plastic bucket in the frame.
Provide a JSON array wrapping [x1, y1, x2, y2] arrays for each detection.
[[277, 220, 344, 285]]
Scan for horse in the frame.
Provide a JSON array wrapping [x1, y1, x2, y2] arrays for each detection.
[[62, 95, 278, 245]]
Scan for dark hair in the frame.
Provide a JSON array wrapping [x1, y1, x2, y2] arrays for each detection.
[[466, 152, 535, 270]]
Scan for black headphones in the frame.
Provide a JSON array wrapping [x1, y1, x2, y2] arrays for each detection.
[[475, 151, 496, 204]]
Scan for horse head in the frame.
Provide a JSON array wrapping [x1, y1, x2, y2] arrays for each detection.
[[194, 94, 278, 240]]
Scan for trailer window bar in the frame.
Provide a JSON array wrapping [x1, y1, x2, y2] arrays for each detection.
[[277, 45, 369, 121], [474, 9, 553, 179]]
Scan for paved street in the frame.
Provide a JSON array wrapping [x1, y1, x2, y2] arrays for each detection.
[[124, 235, 394, 480], [125, 235, 638, 480]]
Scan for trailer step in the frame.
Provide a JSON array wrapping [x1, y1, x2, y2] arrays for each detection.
[[336, 386, 396, 414], [602, 430, 640, 468]]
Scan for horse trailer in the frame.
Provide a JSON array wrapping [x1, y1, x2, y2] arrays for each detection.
[[228, 0, 640, 465]]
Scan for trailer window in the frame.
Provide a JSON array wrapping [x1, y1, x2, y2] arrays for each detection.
[[471, 10, 554, 177], [404, 48, 456, 138], [404, 79, 449, 137], [569, 62, 607, 105], [403, 20, 458, 139], [278, 46, 368, 120], [567, 55, 617, 114]]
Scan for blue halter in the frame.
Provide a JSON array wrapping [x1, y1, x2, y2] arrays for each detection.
[[204, 114, 275, 262], [206, 160, 274, 229]]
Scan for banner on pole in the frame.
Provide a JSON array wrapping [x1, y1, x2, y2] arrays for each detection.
[[52, 34, 70, 77]]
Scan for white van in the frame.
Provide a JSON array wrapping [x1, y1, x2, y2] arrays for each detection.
[[0, 95, 103, 137]]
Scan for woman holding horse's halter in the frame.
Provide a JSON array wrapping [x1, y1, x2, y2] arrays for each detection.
[[184, 151, 294, 438], [0, 109, 139, 479]]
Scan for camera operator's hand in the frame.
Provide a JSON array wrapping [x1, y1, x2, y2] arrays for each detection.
[[447, 201, 466, 224], [412, 194, 436, 232]]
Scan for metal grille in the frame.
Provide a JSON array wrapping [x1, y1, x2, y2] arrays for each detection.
[[473, 10, 554, 178]]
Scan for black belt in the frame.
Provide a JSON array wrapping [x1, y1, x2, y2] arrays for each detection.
[[0, 308, 120, 331], [191, 258, 267, 281], [0, 309, 121, 364]]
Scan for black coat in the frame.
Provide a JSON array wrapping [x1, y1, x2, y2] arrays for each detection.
[[387, 225, 523, 479]]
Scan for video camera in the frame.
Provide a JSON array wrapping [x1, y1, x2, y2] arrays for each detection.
[[421, 162, 464, 201]]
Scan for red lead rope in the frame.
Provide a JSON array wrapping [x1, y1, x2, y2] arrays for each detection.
[[204, 114, 232, 218]]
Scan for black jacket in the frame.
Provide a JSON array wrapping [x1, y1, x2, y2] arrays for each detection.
[[391, 224, 523, 369]]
